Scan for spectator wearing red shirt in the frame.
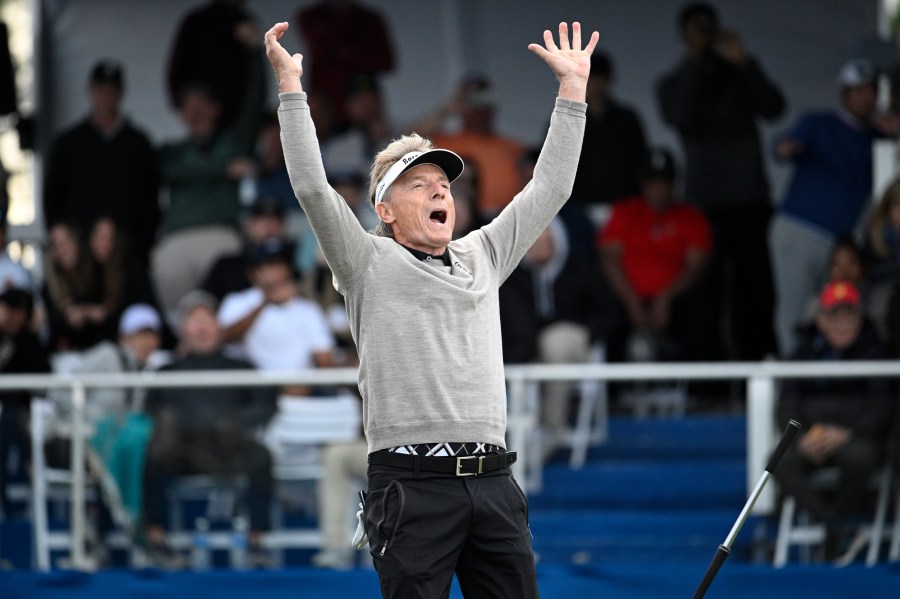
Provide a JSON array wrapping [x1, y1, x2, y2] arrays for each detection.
[[600, 148, 717, 362]]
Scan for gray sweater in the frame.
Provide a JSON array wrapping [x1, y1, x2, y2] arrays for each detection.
[[278, 92, 586, 453]]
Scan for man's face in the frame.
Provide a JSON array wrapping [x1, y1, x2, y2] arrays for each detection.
[[815, 307, 863, 350], [641, 178, 674, 210], [246, 215, 284, 243], [0, 304, 27, 335], [842, 84, 877, 121], [179, 306, 221, 355], [682, 14, 718, 55], [250, 261, 292, 292], [89, 83, 123, 117], [181, 90, 222, 139], [123, 330, 161, 364], [376, 164, 455, 253]]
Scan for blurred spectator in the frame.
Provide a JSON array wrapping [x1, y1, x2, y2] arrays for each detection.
[[570, 52, 647, 214], [657, 2, 785, 360], [254, 113, 297, 214], [500, 218, 615, 453], [412, 72, 526, 219], [167, 0, 263, 129], [153, 37, 266, 321], [0, 288, 50, 516], [864, 179, 900, 352], [69, 304, 165, 527], [451, 160, 480, 239], [599, 148, 716, 363], [310, 438, 368, 570], [865, 178, 900, 281], [794, 236, 880, 324], [773, 280, 894, 561], [296, 0, 395, 127], [218, 239, 335, 395], [90, 217, 161, 316], [321, 75, 395, 181], [770, 59, 888, 357], [202, 198, 294, 302], [0, 214, 31, 292], [43, 60, 159, 268], [520, 146, 596, 261], [142, 290, 276, 569], [343, 74, 394, 158], [42, 222, 116, 351]]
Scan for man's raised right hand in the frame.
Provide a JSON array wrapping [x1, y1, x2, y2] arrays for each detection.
[[264, 22, 304, 94]]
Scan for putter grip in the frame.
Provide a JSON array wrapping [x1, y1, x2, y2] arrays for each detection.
[[765, 420, 801, 474], [692, 545, 730, 599]]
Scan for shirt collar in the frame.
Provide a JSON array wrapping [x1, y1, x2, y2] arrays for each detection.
[[400, 243, 451, 266]]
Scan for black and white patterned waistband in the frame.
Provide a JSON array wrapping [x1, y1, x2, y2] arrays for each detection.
[[386, 442, 504, 457]]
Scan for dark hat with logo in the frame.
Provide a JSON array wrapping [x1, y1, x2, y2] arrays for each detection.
[[247, 197, 285, 220], [90, 60, 124, 89], [247, 237, 293, 268]]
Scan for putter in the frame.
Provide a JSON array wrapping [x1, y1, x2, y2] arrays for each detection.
[[692, 419, 802, 599]]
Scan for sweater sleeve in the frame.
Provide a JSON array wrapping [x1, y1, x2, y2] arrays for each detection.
[[475, 97, 587, 283], [277, 92, 372, 289]]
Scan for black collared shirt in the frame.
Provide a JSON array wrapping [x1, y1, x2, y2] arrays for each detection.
[[400, 243, 451, 267]]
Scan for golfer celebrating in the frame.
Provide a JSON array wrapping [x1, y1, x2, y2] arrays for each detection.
[[265, 20, 597, 598]]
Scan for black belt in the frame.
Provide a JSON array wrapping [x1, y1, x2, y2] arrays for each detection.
[[368, 451, 517, 477]]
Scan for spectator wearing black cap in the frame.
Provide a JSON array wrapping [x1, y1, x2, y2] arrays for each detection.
[[570, 52, 648, 213], [218, 238, 335, 395], [0, 288, 50, 515], [657, 2, 785, 360], [770, 59, 896, 357], [599, 148, 717, 363], [201, 197, 295, 302], [43, 59, 160, 269]]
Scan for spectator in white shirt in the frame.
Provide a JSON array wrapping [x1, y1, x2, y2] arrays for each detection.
[[218, 238, 334, 395]]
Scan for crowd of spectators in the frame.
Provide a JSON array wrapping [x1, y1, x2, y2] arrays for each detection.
[[0, 0, 899, 570]]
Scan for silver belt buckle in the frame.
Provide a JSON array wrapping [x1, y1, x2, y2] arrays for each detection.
[[455, 455, 484, 477]]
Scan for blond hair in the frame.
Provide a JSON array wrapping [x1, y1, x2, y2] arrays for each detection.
[[368, 133, 433, 238]]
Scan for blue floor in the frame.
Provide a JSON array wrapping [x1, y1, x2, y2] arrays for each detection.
[[2, 562, 899, 598]]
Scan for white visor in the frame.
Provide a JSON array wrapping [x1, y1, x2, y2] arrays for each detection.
[[374, 149, 465, 204]]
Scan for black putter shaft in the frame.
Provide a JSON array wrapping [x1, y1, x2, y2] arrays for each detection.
[[691, 420, 802, 599]]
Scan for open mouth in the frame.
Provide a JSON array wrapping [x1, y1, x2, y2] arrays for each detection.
[[429, 209, 447, 225]]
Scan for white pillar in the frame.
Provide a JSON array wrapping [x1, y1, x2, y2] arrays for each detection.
[[747, 375, 777, 514]]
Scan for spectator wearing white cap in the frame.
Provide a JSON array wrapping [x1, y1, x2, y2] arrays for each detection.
[[63, 303, 166, 532], [769, 59, 898, 356]]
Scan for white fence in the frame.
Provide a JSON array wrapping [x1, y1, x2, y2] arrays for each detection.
[[1, 360, 898, 570]]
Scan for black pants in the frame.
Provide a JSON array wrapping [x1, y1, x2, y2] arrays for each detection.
[[773, 436, 883, 527], [705, 204, 778, 360], [365, 462, 538, 599], [142, 419, 273, 532]]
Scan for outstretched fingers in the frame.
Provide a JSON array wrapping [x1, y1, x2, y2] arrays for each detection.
[[584, 30, 600, 55], [558, 22, 570, 51], [542, 29, 558, 52]]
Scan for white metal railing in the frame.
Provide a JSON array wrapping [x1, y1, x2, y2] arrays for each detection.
[[1, 360, 898, 570]]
